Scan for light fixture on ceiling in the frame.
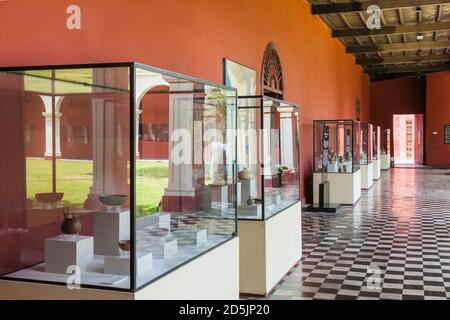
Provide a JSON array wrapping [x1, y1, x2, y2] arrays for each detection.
[[416, 33, 424, 41]]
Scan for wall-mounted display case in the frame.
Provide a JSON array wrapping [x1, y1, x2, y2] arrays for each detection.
[[0, 62, 239, 298], [381, 128, 391, 170], [360, 123, 374, 189], [312, 120, 361, 206], [372, 125, 381, 180], [236, 95, 301, 296]]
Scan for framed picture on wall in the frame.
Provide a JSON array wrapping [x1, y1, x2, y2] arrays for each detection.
[[223, 59, 256, 96]]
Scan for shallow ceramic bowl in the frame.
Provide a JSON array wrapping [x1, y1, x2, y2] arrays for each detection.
[[99, 194, 128, 207], [35, 192, 64, 203], [118, 240, 131, 252], [147, 228, 170, 237], [180, 214, 202, 225]]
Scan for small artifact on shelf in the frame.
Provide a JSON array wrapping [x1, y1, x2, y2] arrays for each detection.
[[246, 196, 255, 206], [61, 211, 82, 237], [238, 168, 254, 180], [99, 194, 128, 212], [179, 214, 202, 225], [35, 192, 64, 209], [118, 240, 131, 256], [209, 176, 226, 187]]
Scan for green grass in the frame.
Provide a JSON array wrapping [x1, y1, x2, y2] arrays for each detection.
[[26, 159, 168, 217]]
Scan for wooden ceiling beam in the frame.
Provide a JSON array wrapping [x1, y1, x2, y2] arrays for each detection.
[[332, 21, 450, 38], [365, 61, 450, 74], [356, 53, 450, 65], [312, 0, 450, 15], [347, 39, 450, 53]]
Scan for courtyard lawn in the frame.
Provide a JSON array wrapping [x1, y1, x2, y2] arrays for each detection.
[[26, 158, 168, 217]]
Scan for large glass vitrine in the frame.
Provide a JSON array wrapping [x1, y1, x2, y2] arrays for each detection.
[[313, 120, 361, 174], [236, 96, 300, 220], [373, 126, 381, 161], [360, 123, 373, 165], [382, 128, 391, 156], [0, 62, 238, 292]]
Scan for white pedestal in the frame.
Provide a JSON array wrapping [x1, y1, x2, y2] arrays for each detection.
[[94, 210, 130, 256], [344, 161, 353, 173], [149, 238, 178, 259], [104, 252, 153, 276], [361, 163, 374, 190], [238, 202, 301, 296], [381, 154, 391, 170], [45, 235, 94, 274], [313, 170, 361, 205], [237, 203, 262, 218], [228, 182, 241, 205], [158, 213, 171, 231], [173, 229, 207, 247], [240, 179, 257, 204], [373, 158, 381, 180], [208, 185, 228, 203]]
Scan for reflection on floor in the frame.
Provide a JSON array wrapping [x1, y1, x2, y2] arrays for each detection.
[[267, 168, 450, 300]]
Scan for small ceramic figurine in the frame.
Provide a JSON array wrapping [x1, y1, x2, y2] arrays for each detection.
[[61, 211, 82, 236]]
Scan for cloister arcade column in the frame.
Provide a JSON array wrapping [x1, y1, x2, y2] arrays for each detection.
[[39, 95, 65, 159]]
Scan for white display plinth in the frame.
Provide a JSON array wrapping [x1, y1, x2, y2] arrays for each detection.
[[237, 203, 262, 217], [45, 235, 94, 274], [209, 185, 228, 203], [381, 154, 391, 170], [327, 162, 339, 173], [150, 238, 178, 259], [361, 163, 374, 190], [239, 179, 257, 204], [0, 238, 240, 300], [104, 252, 153, 276], [313, 170, 361, 205], [238, 202, 301, 296], [174, 229, 207, 247], [373, 158, 381, 180], [94, 210, 130, 256]]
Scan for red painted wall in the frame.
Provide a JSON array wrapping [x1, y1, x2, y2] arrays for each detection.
[[426, 72, 450, 166], [0, 0, 370, 202], [370, 77, 426, 156]]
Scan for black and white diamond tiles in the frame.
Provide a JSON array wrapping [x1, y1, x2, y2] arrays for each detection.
[[268, 168, 450, 300]]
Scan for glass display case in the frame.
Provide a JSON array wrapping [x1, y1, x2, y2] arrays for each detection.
[[0, 62, 237, 292], [236, 96, 300, 220], [313, 120, 361, 174], [312, 120, 362, 206], [360, 123, 373, 165], [373, 126, 380, 161], [381, 128, 391, 170]]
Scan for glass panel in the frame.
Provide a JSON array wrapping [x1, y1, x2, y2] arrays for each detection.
[[314, 120, 357, 174], [382, 128, 391, 156], [237, 96, 300, 220], [0, 66, 131, 289], [361, 123, 373, 165], [373, 126, 381, 160], [134, 67, 237, 288]]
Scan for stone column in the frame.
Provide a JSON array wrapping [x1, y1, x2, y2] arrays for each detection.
[[280, 111, 294, 169], [40, 95, 64, 159]]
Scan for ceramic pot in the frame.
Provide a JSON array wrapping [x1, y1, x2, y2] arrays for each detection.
[[99, 194, 128, 207], [118, 240, 131, 252], [61, 213, 82, 235], [238, 168, 253, 180], [246, 196, 255, 205]]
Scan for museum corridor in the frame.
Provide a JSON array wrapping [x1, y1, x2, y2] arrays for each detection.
[[270, 168, 450, 300]]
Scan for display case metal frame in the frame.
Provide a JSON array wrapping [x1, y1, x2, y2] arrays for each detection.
[[0, 62, 239, 294], [360, 122, 374, 189]]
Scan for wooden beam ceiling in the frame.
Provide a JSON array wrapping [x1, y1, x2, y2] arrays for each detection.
[[356, 53, 450, 65], [365, 61, 450, 74], [346, 40, 450, 54], [312, 0, 450, 15]]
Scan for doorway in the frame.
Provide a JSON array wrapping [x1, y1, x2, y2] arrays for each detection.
[[393, 114, 424, 166]]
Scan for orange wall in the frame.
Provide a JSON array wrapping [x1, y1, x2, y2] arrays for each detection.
[[0, 0, 370, 202], [370, 77, 426, 156], [426, 72, 450, 166]]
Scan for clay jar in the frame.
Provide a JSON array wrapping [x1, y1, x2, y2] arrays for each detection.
[[61, 213, 82, 235], [246, 196, 255, 205], [238, 168, 253, 180]]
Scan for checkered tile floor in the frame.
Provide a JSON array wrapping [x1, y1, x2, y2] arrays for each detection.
[[267, 168, 450, 300]]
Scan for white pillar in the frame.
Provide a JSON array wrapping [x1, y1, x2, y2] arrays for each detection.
[[280, 112, 294, 169], [40, 95, 64, 159]]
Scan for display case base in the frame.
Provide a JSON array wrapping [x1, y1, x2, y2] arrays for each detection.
[[0, 237, 239, 300], [313, 170, 361, 206], [373, 158, 381, 180], [94, 210, 130, 256], [305, 203, 341, 213], [238, 202, 301, 296], [361, 163, 374, 190], [381, 154, 391, 170]]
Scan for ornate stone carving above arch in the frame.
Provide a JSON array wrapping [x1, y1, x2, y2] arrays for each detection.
[[262, 42, 284, 99]]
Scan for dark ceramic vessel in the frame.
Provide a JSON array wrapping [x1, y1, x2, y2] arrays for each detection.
[[61, 213, 82, 235]]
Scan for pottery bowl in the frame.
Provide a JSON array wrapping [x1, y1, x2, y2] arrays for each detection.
[[99, 194, 128, 207], [35, 192, 64, 204], [118, 240, 131, 252]]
